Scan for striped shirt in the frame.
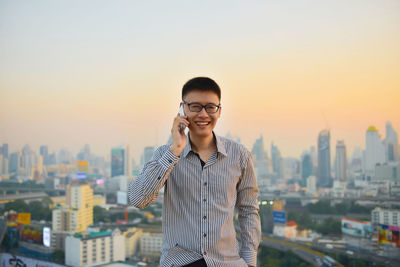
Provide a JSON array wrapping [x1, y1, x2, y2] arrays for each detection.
[[128, 133, 261, 267]]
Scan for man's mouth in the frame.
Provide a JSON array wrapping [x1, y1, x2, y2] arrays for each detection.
[[195, 121, 210, 126]]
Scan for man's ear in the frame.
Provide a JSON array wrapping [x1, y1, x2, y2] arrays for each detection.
[[218, 107, 222, 118]]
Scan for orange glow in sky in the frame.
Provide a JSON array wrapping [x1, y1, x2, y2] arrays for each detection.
[[1, 0, 399, 161]]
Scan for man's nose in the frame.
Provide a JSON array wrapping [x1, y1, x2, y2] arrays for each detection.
[[198, 107, 209, 117]]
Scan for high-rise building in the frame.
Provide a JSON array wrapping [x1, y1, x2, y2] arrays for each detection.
[[67, 184, 93, 232], [0, 154, 3, 174], [111, 144, 131, 178], [0, 144, 8, 174], [65, 229, 125, 267], [334, 140, 347, 182], [53, 183, 94, 233], [364, 126, 385, 174], [317, 129, 332, 188], [251, 135, 268, 161], [371, 207, 400, 227], [385, 121, 399, 162], [21, 144, 34, 177], [301, 152, 313, 187], [2, 143, 8, 158], [9, 152, 20, 174], [306, 175, 317, 195], [271, 142, 283, 179], [40, 145, 49, 165], [141, 146, 155, 168]]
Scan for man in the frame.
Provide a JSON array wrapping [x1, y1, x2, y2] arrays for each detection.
[[129, 77, 261, 267]]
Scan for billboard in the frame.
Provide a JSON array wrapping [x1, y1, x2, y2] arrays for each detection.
[[111, 148, 124, 177], [0, 253, 65, 267], [76, 172, 87, 179], [378, 224, 400, 248], [20, 225, 43, 244], [43, 227, 51, 247], [17, 213, 31, 225], [77, 160, 89, 172], [273, 211, 286, 224], [273, 200, 284, 211], [341, 218, 372, 238]]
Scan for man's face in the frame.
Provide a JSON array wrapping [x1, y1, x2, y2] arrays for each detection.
[[182, 90, 221, 139]]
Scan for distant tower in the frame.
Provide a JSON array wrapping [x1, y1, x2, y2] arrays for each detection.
[[270, 142, 283, 179], [252, 135, 268, 161], [40, 145, 49, 165], [364, 126, 385, 174], [141, 146, 155, 168], [385, 121, 399, 162], [111, 144, 131, 178], [334, 140, 347, 182], [317, 129, 332, 188], [301, 152, 313, 187]]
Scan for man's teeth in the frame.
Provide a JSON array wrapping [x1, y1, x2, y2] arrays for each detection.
[[197, 122, 209, 125]]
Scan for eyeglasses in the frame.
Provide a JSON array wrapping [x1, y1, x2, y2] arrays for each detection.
[[183, 101, 221, 114]]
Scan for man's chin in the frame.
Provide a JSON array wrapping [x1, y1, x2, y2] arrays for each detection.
[[189, 129, 214, 138]]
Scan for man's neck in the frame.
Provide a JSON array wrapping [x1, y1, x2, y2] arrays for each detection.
[[189, 132, 216, 153]]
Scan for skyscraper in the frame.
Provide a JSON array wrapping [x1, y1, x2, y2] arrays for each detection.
[[270, 142, 283, 179], [317, 129, 332, 188], [385, 121, 399, 162], [0, 144, 8, 175], [111, 144, 131, 178], [53, 183, 93, 233], [2, 143, 8, 158], [251, 135, 268, 161], [9, 152, 20, 174], [141, 146, 155, 168], [364, 126, 385, 174], [40, 145, 49, 165], [301, 152, 313, 187], [334, 140, 347, 182]]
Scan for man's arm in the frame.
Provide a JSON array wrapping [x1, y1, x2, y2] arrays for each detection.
[[236, 150, 261, 267], [128, 145, 179, 209], [128, 113, 189, 209]]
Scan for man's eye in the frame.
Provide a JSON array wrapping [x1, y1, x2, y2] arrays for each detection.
[[191, 105, 202, 109]]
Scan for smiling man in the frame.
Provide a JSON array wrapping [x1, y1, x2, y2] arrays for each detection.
[[128, 77, 261, 267]]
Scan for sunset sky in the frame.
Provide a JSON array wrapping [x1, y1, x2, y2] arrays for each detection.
[[1, 0, 399, 162]]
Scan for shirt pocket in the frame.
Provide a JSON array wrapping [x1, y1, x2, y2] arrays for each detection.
[[210, 163, 241, 205]]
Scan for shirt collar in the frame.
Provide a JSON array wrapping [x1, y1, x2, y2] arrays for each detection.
[[182, 131, 227, 158]]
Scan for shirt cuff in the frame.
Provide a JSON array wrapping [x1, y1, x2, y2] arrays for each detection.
[[240, 250, 257, 267], [158, 147, 180, 169]]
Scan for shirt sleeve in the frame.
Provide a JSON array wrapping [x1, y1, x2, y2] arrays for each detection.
[[128, 145, 180, 209], [236, 150, 261, 267]]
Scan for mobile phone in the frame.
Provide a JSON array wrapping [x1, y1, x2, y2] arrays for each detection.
[[178, 105, 186, 133]]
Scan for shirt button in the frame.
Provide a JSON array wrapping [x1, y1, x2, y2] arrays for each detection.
[[203, 233, 207, 237], [203, 216, 207, 220], [203, 198, 206, 202], [203, 182, 207, 186], [157, 176, 161, 180], [203, 252, 207, 255], [168, 159, 172, 163]]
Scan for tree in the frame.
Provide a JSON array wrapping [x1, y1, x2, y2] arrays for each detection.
[[53, 249, 65, 264], [4, 200, 29, 213]]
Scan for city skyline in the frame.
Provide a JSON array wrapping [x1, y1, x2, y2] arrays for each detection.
[[1, 0, 399, 161]]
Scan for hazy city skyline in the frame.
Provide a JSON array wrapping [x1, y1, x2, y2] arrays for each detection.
[[1, 0, 399, 161]]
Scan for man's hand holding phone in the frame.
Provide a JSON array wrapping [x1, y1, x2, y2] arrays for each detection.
[[169, 105, 189, 157]]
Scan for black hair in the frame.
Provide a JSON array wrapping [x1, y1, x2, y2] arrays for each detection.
[[182, 77, 221, 101]]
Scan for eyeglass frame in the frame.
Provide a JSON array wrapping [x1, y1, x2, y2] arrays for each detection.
[[182, 101, 221, 114]]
